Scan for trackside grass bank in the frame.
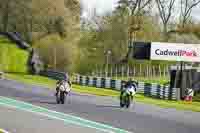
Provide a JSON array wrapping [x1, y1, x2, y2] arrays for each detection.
[[4, 73, 200, 112], [0, 37, 29, 73], [115, 76, 169, 85]]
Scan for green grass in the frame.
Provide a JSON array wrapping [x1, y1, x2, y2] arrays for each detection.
[[5, 73, 119, 97], [115, 76, 169, 85], [5, 73, 57, 88], [0, 37, 29, 73], [135, 95, 200, 112], [193, 93, 200, 102], [5, 73, 200, 112]]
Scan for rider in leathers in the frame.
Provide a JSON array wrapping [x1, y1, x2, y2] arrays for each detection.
[[120, 78, 137, 101], [55, 77, 71, 96]]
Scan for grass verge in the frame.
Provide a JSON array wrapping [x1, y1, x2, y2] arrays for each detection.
[[4, 73, 200, 112], [5, 73, 119, 97], [114, 76, 169, 85], [0, 37, 29, 73]]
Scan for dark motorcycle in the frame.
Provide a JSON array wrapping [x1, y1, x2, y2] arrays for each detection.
[[120, 89, 132, 108]]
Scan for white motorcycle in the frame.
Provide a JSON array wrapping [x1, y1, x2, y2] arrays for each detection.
[[56, 82, 71, 104]]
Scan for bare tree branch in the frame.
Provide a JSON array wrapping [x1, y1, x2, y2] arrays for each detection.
[[117, 0, 152, 36], [117, 0, 152, 15], [156, 0, 176, 41], [180, 0, 200, 28]]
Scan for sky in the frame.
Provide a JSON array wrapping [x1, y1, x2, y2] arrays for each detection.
[[81, 0, 117, 17], [81, 0, 200, 21]]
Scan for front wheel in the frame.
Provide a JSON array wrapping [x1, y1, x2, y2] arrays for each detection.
[[120, 93, 125, 108], [56, 93, 60, 104], [125, 95, 131, 108], [56, 98, 60, 104], [120, 101, 125, 108], [60, 92, 65, 104]]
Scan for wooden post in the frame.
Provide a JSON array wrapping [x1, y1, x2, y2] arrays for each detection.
[[166, 65, 169, 77], [100, 68, 102, 77], [146, 65, 148, 77], [153, 65, 155, 77], [111, 65, 113, 78], [159, 65, 162, 78], [122, 65, 124, 78], [127, 65, 129, 78], [163, 65, 166, 78], [53, 48, 56, 70], [140, 64, 142, 77], [96, 65, 98, 76], [115, 65, 118, 79]]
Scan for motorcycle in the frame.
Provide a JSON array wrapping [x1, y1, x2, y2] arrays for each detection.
[[56, 84, 66, 104], [55, 81, 71, 104], [120, 89, 132, 108], [120, 85, 136, 108]]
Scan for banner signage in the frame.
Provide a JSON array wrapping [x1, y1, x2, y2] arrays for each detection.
[[150, 42, 200, 62]]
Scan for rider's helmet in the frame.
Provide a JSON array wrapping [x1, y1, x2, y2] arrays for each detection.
[[64, 73, 69, 81], [128, 78, 132, 82], [125, 78, 132, 87]]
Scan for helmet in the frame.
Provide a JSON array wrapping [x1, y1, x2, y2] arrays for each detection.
[[64, 73, 69, 81]]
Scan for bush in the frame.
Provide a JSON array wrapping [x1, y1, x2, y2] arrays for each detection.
[[34, 34, 79, 73], [193, 92, 200, 102]]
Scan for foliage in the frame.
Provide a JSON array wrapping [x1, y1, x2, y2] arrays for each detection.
[[168, 33, 200, 44], [34, 34, 79, 73], [0, 0, 80, 43]]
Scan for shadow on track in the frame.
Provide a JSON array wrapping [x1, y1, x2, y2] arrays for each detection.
[[28, 100, 57, 105], [95, 105, 121, 109]]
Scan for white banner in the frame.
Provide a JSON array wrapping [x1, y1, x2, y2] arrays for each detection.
[[150, 42, 200, 62]]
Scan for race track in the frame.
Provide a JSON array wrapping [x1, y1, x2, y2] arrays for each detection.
[[0, 79, 200, 133], [0, 105, 102, 133]]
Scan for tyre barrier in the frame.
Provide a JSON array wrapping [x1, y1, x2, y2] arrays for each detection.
[[74, 74, 179, 100]]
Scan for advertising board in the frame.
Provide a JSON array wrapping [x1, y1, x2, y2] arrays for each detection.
[[151, 42, 200, 62]]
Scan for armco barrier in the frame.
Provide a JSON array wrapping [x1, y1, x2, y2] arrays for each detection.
[[74, 74, 179, 100]]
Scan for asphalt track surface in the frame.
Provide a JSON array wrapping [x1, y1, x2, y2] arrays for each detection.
[[0, 105, 102, 133], [0, 79, 200, 133]]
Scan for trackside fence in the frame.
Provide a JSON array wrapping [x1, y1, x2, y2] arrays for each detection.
[[74, 74, 180, 100]]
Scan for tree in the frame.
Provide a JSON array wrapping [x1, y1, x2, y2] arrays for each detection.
[[31, 0, 74, 41], [31, 0, 80, 73], [0, 0, 32, 32], [168, 33, 200, 44], [156, 0, 176, 41], [117, 0, 152, 15], [116, 0, 152, 41], [0, 0, 80, 44], [34, 34, 79, 72], [180, 0, 200, 28]]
